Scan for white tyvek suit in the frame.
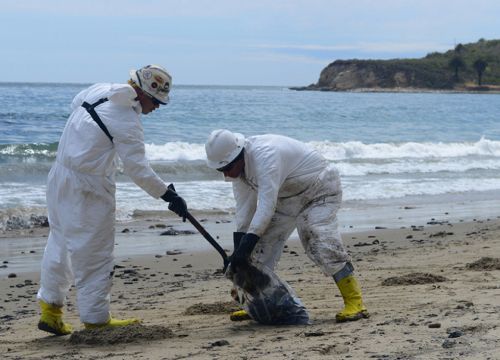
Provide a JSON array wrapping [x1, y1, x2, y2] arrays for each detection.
[[232, 134, 350, 277], [37, 83, 168, 324]]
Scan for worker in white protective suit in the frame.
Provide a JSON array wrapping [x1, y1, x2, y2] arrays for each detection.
[[37, 65, 188, 336], [205, 129, 369, 323]]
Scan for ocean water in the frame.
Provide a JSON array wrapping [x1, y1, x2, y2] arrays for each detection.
[[1, 83, 500, 230]]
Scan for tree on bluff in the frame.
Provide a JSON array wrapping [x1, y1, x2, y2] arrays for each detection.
[[448, 56, 465, 82], [473, 59, 488, 85], [454, 43, 465, 54]]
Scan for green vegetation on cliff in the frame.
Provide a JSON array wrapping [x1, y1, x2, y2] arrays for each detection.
[[297, 39, 500, 91], [423, 38, 500, 86]]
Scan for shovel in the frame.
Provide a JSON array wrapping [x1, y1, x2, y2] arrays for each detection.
[[167, 184, 229, 271], [185, 211, 230, 272]]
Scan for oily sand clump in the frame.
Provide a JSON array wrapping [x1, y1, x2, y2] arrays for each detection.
[[382, 272, 448, 286], [69, 324, 174, 345], [466, 257, 500, 271], [183, 301, 241, 315]]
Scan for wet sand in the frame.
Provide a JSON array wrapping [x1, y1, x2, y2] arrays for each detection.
[[1, 213, 499, 359]]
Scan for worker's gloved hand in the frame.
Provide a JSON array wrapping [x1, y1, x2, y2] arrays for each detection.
[[161, 184, 188, 222], [230, 233, 260, 271], [233, 232, 246, 249], [224, 232, 246, 273]]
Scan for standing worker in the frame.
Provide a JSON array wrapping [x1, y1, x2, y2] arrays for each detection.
[[205, 129, 369, 323], [37, 65, 188, 335]]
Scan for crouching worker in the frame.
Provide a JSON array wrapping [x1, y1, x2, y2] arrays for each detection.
[[205, 129, 369, 323], [37, 65, 188, 335]]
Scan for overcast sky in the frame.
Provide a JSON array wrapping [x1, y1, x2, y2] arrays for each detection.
[[1, 0, 498, 86]]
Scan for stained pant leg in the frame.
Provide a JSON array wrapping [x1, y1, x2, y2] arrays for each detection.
[[251, 211, 297, 271], [296, 194, 350, 277]]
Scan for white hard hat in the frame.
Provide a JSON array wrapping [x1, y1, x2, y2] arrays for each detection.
[[129, 64, 171, 105], [205, 129, 245, 169]]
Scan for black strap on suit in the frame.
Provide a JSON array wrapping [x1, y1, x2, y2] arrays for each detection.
[[81, 98, 113, 142]]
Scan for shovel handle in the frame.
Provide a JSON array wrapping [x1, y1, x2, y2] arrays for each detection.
[[167, 183, 229, 270], [186, 212, 229, 269]]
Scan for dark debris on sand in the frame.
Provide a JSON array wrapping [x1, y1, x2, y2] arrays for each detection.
[[382, 272, 448, 286], [183, 301, 240, 315], [466, 257, 500, 271], [68, 324, 174, 345]]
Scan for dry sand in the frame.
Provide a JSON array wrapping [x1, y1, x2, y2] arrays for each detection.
[[1, 213, 499, 359]]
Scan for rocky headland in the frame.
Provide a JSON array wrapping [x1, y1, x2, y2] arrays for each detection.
[[292, 39, 500, 92]]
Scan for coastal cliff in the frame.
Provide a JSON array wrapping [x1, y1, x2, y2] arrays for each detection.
[[293, 39, 500, 92]]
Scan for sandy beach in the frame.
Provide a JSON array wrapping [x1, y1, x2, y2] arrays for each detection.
[[1, 211, 499, 359]]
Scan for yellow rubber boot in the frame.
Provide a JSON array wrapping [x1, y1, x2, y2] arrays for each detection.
[[335, 275, 369, 322], [84, 316, 141, 329], [230, 309, 252, 321], [38, 300, 73, 336]]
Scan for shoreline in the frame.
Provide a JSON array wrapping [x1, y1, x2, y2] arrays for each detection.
[[3, 191, 500, 276], [289, 85, 500, 94], [1, 213, 499, 359]]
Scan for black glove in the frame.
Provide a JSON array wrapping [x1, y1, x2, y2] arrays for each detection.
[[233, 231, 246, 249], [161, 184, 188, 222], [230, 233, 260, 271], [225, 232, 246, 272]]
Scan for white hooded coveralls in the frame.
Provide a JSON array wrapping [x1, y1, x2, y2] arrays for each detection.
[[37, 83, 168, 324], [232, 134, 350, 277]]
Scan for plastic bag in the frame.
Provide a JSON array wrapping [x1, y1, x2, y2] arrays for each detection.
[[227, 261, 310, 325]]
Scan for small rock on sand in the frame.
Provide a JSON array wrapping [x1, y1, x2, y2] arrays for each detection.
[[166, 250, 182, 255]]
